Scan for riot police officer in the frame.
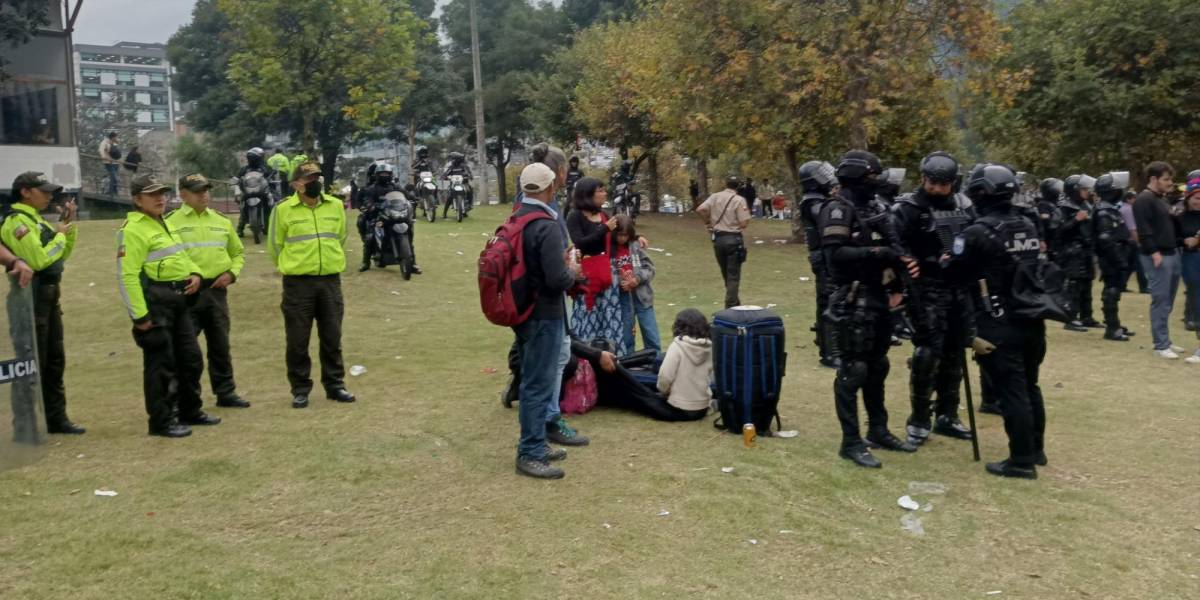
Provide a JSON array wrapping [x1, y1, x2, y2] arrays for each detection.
[[819, 150, 920, 469], [892, 152, 975, 447], [1057, 174, 1099, 331], [877, 168, 906, 205], [797, 160, 838, 368], [942, 165, 1048, 479], [566, 156, 584, 199], [1092, 172, 1135, 341], [411, 146, 434, 187], [1035, 178, 1063, 257]]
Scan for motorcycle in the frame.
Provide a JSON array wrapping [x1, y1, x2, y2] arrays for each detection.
[[239, 170, 272, 244], [447, 174, 469, 222], [372, 191, 416, 280], [612, 181, 640, 218], [417, 171, 439, 222]]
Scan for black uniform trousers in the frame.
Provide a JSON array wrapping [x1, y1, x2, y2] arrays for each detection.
[[131, 283, 204, 431], [713, 232, 745, 309], [32, 279, 68, 427], [188, 285, 237, 401], [908, 285, 969, 425], [809, 253, 832, 360], [281, 275, 345, 396], [832, 301, 894, 447], [1098, 259, 1126, 331], [975, 316, 1046, 465]]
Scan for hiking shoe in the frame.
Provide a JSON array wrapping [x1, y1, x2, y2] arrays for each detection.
[[980, 402, 1002, 415], [985, 459, 1037, 480], [1184, 351, 1200, 365], [547, 417, 590, 446], [1170, 344, 1186, 354], [1121, 327, 1135, 337], [866, 430, 918, 453], [515, 456, 564, 479], [1154, 349, 1180, 360], [1080, 318, 1102, 328], [905, 420, 931, 446], [839, 443, 882, 469], [545, 447, 567, 462], [933, 415, 973, 440], [1103, 329, 1130, 341], [216, 395, 251, 408], [180, 412, 221, 426], [1063, 321, 1088, 332], [47, 421, 86, 435]]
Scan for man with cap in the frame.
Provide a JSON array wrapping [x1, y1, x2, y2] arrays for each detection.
[[696, 176, 751, 308], [267, 161, 356, 409], [511, 162, 580, 479], [2, 172, 84, 435], [166, 174, 250, 409], [118, 174, 219, 438]]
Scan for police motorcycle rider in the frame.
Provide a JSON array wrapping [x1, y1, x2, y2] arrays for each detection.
[[411, 146, 434, 186], [1057, 174, 1099, 331], [891, 151, 976, 447], [357, 163, 422, 274], [941, 164, 1051, 479], [441, 151, 474, 219], [798, 160, 839, 368], [235, 147, 278, 238], [818, 150, 921, 469], [1092, 172, 1136, 341], [610, 159, 640, 216]]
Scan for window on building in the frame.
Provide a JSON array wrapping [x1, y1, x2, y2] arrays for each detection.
[[80, 52, 121, 63], [137, 111, 152, 123], [152, 110, 169, 123], [134, 73, 149, 87], [148, 73, 165, 88], [135, 92, 151, 105], [116, 71, 134, 86], [82, 87, 100, 99], [0, 80, 73, 146], [150, 92, 167, 106], [124, 55, 163, 66], [100, 71, 116, 85], [81, 68, 100, 85]]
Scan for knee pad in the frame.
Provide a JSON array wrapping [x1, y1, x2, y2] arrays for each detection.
[[1101, 286, 1121, 303], [910, 345, 939, 375], [839, 360, 869, 387]]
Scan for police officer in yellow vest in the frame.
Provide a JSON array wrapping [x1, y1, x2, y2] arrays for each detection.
[[166, 173, 250, 409], [2, 172, 84, 435], [117, 174, 221, 438], [268, 162, 356, 408]]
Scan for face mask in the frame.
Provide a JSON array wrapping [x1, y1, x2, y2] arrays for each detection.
[[378, 175, 392, 184], [304, 180, 322, 198]]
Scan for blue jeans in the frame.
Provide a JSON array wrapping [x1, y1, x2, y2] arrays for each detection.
[[1140, 253, 1181, 350], [513, 318, 565, 460], [545, 332, 570, 424], [105, 164, 119, 195], [618, 292, 662, 356]]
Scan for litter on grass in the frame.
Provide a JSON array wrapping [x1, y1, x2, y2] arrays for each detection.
[[349, 365, 367, 376], [908, 481, 947, 495], [657, 510, 670, 517], [94, 489, 118, 497], [775, 430, 799, 438], [900, 512, 924, 535], [721, 467, 735, 473], [897, 495, 920, 511]]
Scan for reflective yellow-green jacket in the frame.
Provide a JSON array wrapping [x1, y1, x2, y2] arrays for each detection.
[[267, 193, 347, 276], [289, 154, 309, 179], [267, 153, 291, 179], [116, 211, 203, 323], [165, 204, 244, 280], [0, 202, 75, 272]]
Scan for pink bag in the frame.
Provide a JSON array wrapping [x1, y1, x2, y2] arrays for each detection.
[[559, 358, 598, 415]]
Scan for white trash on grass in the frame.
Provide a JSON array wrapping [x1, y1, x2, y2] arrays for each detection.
[[897, 495, 920, 511], [93, 489, 118, 497], [899, 512, 924, 535], [349, 365, 367, 376]]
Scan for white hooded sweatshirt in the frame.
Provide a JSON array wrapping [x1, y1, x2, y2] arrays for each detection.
[[657, 336, 713, 411]]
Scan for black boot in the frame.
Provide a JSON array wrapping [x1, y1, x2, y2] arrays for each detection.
[[1103, 328, 1130, 341], [839, 443, 882, 468], [1063, 321, 1088, 332], [985, 459, 1037, 479], [932, 414, 973, 440], [866, 429, 918, 453]]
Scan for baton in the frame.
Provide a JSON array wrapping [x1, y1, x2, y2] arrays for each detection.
[[960, 349, 981, 462]]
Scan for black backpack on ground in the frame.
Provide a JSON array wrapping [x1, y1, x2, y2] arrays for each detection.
[[711, 306, 786, 434]]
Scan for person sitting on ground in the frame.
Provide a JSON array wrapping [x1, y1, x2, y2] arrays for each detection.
[[568, 337, 708, 422], [612, 215, 661, 356], [655, 309, 714, 419]]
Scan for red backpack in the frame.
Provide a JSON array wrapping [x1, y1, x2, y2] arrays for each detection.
[[478, 210, 554, 326]]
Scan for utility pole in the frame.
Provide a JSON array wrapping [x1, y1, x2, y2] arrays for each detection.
[[469, 0, 488, 204]]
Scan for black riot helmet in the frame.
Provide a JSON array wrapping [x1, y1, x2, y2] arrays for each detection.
[[1063, 174, 1083, 201], [569, 155, 579, 167], [447, 151, 465, 164], [965, 164, 1018, 207], [1094, 171, 1130, 202], [919, 151, 959, 184], [835, 149, 884, 196], [798, 160, 836, 193], [416, 146, 429, 159], [1039, 178, 1063, 202]]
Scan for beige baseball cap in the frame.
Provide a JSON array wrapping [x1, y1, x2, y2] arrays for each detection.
[[520, 162, 556, 194]]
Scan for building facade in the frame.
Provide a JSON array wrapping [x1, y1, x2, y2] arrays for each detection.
[[73, 41, 177, 133]]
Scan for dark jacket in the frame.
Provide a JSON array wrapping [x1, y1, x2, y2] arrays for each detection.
[[566, 209, 608, 256], [1133, 189, 1179, 255], [517, 203, 575, 321]]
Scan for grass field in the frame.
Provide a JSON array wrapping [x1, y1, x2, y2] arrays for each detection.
[[0, 204, 1196, 599]]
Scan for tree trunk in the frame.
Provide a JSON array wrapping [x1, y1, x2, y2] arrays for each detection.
[[319, 142, 339, 192], [495, 142, 510, 204], [407, 120, 416, 169], [784, 145, 804, 243], [647, 153, 660, 212], [696, 158, 709, 208], [302, 114, 316, 155]]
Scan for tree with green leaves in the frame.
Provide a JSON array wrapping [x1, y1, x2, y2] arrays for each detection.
[[0, 0, 49, 81], [442, 0, 571, 201], [390, 0, 462, 161], [216, 0, 422, 183], [970, 0, 1200, 180]]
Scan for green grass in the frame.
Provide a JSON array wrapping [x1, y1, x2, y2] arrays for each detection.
[[0, 205, 1196, 599]]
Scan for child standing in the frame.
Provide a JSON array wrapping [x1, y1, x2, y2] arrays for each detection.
[[613, 215, 661, 355], [656, 309, 714, 418]]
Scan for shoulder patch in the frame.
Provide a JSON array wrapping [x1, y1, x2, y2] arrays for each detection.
[[830, 207, 844, 220], [13, 225, 29, 240], [952, 235, 965, 256]]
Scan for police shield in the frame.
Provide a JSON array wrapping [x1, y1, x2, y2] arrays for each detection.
[[0, 281, 46, 471]]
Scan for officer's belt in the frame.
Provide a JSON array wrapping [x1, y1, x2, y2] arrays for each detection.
[[712, 231, 742, 238], [146, 280, 189, 293]]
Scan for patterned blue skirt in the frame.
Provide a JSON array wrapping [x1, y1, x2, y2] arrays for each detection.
[[570, 279, 629, 357]]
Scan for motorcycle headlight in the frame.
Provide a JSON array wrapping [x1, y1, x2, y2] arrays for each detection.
[[247, 197, 261, 206], [453, 185, 464, 192], [394, 222, 409, 234], [424, 183, 437, 191]]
